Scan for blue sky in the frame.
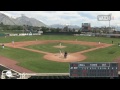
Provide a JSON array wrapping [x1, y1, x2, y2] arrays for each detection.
[[0, 11, 120, 27]]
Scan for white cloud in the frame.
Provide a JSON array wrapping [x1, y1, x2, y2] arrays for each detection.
[[0, 11, 120, 27]]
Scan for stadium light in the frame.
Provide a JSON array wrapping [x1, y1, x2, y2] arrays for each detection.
[[109, 13, 112, 28]]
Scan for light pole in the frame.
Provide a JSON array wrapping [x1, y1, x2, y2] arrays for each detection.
[[109, 19, 110, 28], [109, 13, 112, 32], [97, 13, 112, 33]]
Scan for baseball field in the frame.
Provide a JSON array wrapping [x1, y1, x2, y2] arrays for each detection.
[[0, 35, 120, 73]]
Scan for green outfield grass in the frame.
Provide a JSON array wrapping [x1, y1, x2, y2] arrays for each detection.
[[0, 30, 23, 34], [82, 45, 119, 62], [0, 35, 120, 44], [0, 35, 120, 73], [0, 46, 69, 73], [25, 42, 94, 53]]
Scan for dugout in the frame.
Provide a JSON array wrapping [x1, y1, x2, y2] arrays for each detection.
[[0, 33, 6, 37]]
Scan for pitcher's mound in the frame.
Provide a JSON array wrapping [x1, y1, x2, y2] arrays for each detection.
[[44, 53, 86, 62], [53, 45, 66, 48]]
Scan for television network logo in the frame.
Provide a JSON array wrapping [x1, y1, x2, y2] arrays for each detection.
[[97, 14, 114, 21], [1, 70, 37, 79], [1, 70, 26, 79]]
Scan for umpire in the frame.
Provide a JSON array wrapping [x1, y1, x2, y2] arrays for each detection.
[[64, 51, 68, 58]]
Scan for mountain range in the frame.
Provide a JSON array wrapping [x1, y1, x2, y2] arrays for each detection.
[[49, 24, 80, 29], [0, 13, 46, 27], [0, 13, 81, 29]]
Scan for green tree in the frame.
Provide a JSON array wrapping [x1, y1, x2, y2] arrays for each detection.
[[63, 26, 68, 32], [0, 22, 4, 26]]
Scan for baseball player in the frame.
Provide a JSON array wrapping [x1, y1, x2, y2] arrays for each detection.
[[12, 40, 15, 47], [99, 42, 101, 44], [2, 44, 4, 49], [12, 40, 14, 44], [112, 41, 113, 44], [64, 51, 68, 59], [118, 43, 120, 46]]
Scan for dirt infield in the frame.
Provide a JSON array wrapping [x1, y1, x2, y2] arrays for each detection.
[[0, 56, 33, 73], [0, 40, 113, 72], [5, 40, 113, 62], [53, 45, 66, 48]]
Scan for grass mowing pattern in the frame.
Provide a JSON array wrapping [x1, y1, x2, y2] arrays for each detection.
[[0, 35, 120, 44], [0, 46, 69, 73], [0, 35, 120, 73], [82, 45, 119, 62], [25, 42, 94, 53]]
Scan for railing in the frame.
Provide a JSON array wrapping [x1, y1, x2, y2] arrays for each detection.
[[18, 73, 69, 79]]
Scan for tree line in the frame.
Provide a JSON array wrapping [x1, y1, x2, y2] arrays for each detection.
[[0, 23, 81, 33]]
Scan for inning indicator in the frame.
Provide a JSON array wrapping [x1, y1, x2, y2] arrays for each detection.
[[70, 62, 118, 77]]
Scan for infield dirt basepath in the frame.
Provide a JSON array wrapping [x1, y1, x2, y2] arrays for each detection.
[[0, 40, 113, 72]]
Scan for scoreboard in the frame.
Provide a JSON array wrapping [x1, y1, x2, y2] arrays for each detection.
[[70, 62, 118, 77]]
